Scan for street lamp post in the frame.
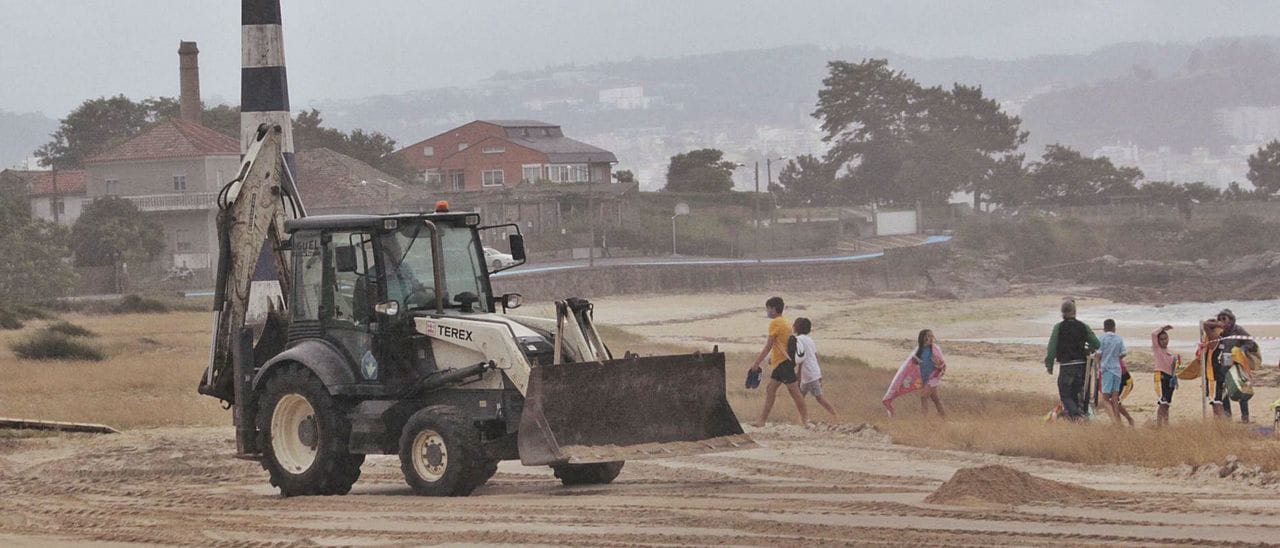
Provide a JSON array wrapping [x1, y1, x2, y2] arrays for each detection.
[[764, 156, 786, 252], [671, 202, 689, 256]]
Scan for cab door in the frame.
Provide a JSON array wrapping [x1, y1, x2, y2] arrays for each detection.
[[325, 231, 381, 382]]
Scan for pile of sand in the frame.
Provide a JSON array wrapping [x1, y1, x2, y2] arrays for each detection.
[[926, 465, 1119, 506]]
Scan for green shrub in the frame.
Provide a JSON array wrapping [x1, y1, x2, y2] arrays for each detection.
[[111, 294, 170, 314], [956, 215, 1099, 271], [0, 308, 23, 330], [46, 320, 97, 338], [9, 305, 53, 320], [11, 330, 105, 361]]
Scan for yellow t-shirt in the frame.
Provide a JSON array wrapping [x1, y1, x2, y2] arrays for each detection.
[[768, 316, 793, 367]]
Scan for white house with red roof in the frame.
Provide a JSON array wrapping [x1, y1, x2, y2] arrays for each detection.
[[83, 119, 240, 270], [28, 170, 87, 226]]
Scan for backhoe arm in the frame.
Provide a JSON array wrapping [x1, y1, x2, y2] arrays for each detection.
[[199, 124, 303, 403]]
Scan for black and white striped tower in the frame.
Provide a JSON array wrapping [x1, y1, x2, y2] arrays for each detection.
[[241, 0, 302, 214]]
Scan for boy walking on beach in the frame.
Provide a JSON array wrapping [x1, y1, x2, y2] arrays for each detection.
[[792, 317, 838, 421], [1098, 319, 1134, 426], [749, 297, 808, 427]]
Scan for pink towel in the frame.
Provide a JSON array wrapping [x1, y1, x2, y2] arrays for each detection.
[[883, 344, 946, 416]]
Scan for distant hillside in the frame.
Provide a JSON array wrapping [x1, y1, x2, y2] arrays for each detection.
[[0, 110, 55, 168], [315, 42, 1195, 145], [313, 38, 1280, 189], [1021, 37, 1280, 154]]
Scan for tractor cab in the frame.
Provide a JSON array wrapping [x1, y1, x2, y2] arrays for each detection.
[[278, 210, 525, 393]]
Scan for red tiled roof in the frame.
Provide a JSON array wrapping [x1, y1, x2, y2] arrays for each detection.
[[84, 119, 238, 164], [29, 170, 87, 196]]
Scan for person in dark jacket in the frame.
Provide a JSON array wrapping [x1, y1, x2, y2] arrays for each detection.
[[1044, 298, 1101, 420], [1204, 308, 1254, 422]]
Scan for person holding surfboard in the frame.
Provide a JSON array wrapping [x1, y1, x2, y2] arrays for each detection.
[[1204, 309, 1254, 423], [1045, 298, 1101, 421]]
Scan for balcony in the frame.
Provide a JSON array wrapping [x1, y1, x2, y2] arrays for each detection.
[[112, 192, 217, 212]]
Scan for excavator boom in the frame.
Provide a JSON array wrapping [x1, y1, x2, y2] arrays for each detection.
[[199, 124, 300, 404]]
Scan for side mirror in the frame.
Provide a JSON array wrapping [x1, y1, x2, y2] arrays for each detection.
[[500, 293, 523, 312], [508, 233, 526, 262], [374, 300, 399, 317], [335, 245, 358, 273]]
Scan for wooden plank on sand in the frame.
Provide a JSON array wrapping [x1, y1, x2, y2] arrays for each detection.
[[0, 417, 119, 434]]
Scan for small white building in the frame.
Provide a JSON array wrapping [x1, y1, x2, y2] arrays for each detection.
[[28, 170, 86, 226], [598, 86, 651, 110]]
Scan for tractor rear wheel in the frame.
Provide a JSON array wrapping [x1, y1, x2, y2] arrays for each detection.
[[552, 461, 624, 486], [399, 405, 486, 496], [257, 364, 363, 496]]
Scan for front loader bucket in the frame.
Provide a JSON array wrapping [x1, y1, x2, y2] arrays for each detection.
[[517, 351, 756, 466]]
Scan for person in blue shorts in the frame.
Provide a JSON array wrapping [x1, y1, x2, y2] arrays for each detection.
[[1098, 319, 1134, 426]]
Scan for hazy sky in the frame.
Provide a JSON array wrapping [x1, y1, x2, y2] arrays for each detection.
[[3, 0, 1279, 117]]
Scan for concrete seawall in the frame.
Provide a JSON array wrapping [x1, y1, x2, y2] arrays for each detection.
[[492, 242, 951, 302]]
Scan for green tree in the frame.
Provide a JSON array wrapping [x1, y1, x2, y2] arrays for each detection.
[[1182, 182, 1221, 203], [664, 148, 737, 193], [70, 197, 165, 267], [36, 95, 157, 169], [984, 153, 1033, 207], [37, 96, 243, 169], [1137, 181, 1184, 206], [814, 60, 1025, 207], [772, 154, 836, 206], [1030, 144, 1143, 205], [0, 219, 76, 303], [1246, 139, 1280, 195], [292, 109, 413, 180], [1223, 181, 1262, 202]]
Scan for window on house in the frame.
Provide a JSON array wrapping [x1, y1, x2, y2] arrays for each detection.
[[482, 145, 505, 154], [105, 179, 118, 196], [448, 170, 465, 191], [548, 164, 589, 183], [423, 146, 434, 157], [522, 165, 542, 183], [52, 200, 65, 216], [458, 142, 469, 151], [176, 229, 192, 251], [482, 169, 505, 187], [423, 169, 442, 186], [173, 174, 187, 191]]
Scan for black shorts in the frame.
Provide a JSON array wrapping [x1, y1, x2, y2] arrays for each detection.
[[770, 360, 797, 384], [1157, 371, 1176, 405]]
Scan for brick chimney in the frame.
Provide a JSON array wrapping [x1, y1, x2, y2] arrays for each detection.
[[178, 41, 201, 125]]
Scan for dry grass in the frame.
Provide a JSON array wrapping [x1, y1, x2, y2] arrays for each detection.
[[0, 311, 226, 429], [2, 314, 1274, 473]]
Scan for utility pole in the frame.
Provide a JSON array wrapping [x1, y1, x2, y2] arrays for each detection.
[[50, 169, 59, 225], [764, 156, 786, 254], [587, 175, 595, 267], [753, 162, 760, 260]]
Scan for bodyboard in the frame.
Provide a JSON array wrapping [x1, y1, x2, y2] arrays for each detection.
[[1177, 328, 1212, 381]]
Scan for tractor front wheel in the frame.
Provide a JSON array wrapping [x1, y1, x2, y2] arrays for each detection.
[[399, 405, 486, 496], [552, 461, 624, 486], [257, 364, 363, 496]]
